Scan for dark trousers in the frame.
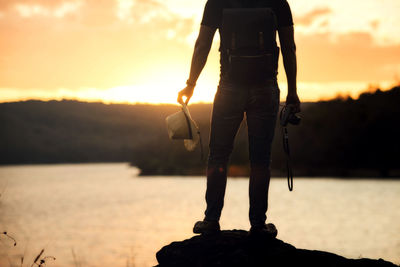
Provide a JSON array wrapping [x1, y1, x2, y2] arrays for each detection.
[[204, 78, 280, 227]]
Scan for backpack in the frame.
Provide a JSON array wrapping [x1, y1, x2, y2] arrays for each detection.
[[220, 0, 279, 84]]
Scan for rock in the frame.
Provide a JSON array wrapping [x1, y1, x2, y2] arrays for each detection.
[[155, 230, 398, 267]]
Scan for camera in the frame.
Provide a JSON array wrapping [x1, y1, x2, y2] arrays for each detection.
[[280, 105, 301, 127]]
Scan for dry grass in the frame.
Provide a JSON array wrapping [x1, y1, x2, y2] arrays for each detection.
[[30, 249, 56, 267]]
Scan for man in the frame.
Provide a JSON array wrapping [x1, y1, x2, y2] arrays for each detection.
[[177, 0, 300, 235]]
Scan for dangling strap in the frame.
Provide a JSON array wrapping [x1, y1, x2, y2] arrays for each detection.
[[282, 126, 294, 191]]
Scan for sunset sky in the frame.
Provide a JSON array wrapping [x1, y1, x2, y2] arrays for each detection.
[[0, 0, 399, 104]]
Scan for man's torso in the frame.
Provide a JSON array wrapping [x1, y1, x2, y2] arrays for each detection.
[[201, 0, 294, 80]]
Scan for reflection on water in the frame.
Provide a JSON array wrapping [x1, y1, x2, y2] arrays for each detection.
[[0, 163, 399, 266]]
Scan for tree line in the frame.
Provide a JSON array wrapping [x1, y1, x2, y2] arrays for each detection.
[[1, 86, 399, 178]]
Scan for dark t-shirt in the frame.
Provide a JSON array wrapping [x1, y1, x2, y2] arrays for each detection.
[[200, 0, 294, 78]]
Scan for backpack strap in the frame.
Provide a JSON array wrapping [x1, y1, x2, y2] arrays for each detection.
[[255, 0, 268, 52], [259, 31, 264, 51], [225, 0, 272, 52], [231, 32, 236, 52]]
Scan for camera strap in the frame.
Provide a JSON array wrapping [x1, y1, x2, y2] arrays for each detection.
[[282, 125, 294, 191]]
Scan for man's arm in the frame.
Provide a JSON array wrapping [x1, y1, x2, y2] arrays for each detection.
[[278, 25, 300, 112], [177, 25, 216, 104]]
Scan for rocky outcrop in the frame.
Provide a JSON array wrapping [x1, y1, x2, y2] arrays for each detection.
[[155, 230, 398, 267]]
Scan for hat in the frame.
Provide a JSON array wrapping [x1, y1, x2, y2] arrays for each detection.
[[166, 104, 200, 151]]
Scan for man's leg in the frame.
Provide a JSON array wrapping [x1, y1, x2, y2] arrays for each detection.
[[248, 162, 271, 226], [204, 82, 246, 222], [246, 82, 280, 227]]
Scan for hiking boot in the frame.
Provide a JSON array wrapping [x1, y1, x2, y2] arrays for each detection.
[[249, 223, 278, 238], [193, 220, 220, 234]]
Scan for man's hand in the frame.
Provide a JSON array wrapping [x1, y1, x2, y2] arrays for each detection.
[[177, 85, 195, 105], [286, 93, 301, 113]]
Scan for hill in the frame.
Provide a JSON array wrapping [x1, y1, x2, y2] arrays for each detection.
[[1, 86, 399, 177]]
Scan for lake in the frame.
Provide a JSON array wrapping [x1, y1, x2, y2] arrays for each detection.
[[0, 163, 399, 267]]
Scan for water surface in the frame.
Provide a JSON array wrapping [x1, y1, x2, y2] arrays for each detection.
[[0, 163, 399, 266]]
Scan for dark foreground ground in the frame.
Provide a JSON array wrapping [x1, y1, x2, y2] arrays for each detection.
[[156, 230, 398, 267]]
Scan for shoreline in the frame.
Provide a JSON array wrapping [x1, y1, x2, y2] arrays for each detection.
[[1, 162, 400, 179]]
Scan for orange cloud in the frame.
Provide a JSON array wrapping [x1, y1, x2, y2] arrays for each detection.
[[369, 20, 380, 30], [0, 0, 67, 10], [295, 7, 331, 26], [296, 31, 400, 82], [0, 0, 195, 90]]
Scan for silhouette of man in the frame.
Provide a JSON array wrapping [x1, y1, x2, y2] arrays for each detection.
[[177, 0, 300, 235]]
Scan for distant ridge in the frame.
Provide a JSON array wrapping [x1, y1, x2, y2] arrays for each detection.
[[1, 86, 399, 178]]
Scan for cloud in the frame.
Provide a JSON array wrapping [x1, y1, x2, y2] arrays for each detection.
[[76, 0, 119, 26], [370, 20, 380, 30], [0, 0, 196, 90], [0, 0, 161, 24], [0, 0, 73, 13], [296, 31, 400, 82], [2, 1, 398, 94], [295, 7, 332, 26]]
